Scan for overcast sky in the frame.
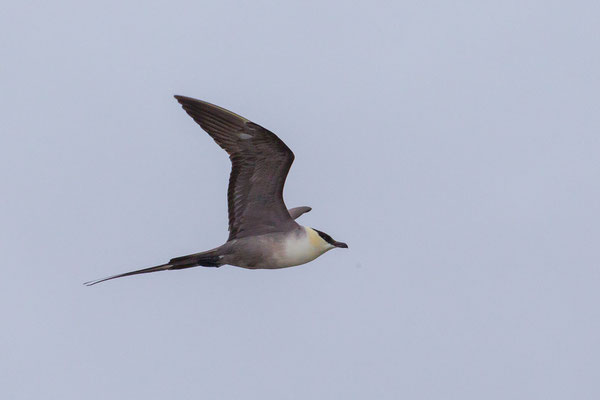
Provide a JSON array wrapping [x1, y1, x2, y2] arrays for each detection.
[[1, 1, 599, 399]]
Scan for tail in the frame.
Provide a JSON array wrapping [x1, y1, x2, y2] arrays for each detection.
[[84, 249, 223, 286]]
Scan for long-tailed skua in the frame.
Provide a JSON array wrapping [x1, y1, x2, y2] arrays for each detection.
[[85, 95, 347, 286]]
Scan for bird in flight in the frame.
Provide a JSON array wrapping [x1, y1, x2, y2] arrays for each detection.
[[85, 95, 348, 286]]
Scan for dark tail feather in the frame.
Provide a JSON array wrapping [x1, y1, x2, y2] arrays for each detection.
[[168, 250, 222, 268], [83, 263, 174, 286], [84, 250, 223, 286]]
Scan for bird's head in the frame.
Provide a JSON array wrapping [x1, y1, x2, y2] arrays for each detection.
[[312, 228, 348, 250]]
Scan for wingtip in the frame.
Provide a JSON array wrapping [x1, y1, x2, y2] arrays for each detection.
[[172, 95, 250, 124], [173, 94, 204, 108], [174, 94, 199, 104]]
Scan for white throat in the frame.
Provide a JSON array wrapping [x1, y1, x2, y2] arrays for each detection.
[[277, 226, 334, 268]]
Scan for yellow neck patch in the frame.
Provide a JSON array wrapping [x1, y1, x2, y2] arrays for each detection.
[[306, 227, 325, 248]]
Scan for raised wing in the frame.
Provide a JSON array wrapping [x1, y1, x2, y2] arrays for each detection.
[[174, 95, 298, 240]]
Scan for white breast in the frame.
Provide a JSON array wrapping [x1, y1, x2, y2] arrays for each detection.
[[277, 226, 334, 268]]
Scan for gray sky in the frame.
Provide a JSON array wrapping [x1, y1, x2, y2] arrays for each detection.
[[1, 0, 599, 399]]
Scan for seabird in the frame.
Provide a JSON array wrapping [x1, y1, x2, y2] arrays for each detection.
[[85, 95, 348, 286]]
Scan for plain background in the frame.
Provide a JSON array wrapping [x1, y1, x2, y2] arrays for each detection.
[[1, 1, 599, 399]]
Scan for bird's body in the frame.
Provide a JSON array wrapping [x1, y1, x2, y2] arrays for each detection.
[[85, 96, 347, 286], [222, 226, 335, 269]]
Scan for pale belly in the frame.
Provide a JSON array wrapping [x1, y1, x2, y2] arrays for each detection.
[[224, 227, 331, 269]]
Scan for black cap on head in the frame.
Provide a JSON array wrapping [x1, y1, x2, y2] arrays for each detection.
[[313, 229, 348, 249]]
